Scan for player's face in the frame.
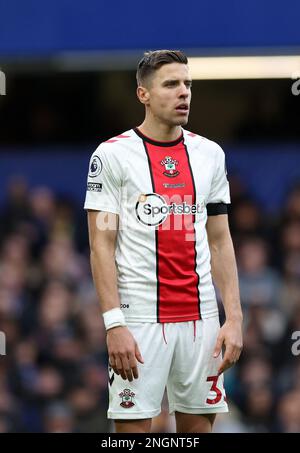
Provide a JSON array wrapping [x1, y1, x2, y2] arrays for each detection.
[[147, 63, 192, 126]]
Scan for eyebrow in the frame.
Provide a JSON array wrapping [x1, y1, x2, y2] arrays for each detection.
[[162, 79, 193, 84]]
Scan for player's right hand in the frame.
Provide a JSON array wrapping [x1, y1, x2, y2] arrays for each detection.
[[106, 326, 144, 382]]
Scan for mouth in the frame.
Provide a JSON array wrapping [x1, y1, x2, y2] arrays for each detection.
[[175, 103, 189, 113]]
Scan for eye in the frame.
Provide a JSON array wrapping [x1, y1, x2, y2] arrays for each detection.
[[164, 81, 177, 87]]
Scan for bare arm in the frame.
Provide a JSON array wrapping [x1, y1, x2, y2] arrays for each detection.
[[206, 214, 243, 374], [87, 210, 144, 381]]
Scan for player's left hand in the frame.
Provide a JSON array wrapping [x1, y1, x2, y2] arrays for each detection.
[[213, 318, 243, 375]]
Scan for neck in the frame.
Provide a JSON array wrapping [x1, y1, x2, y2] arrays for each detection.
[[138, 117, 182, 142]]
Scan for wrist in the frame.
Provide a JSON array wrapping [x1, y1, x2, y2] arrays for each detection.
[[103, 307, 127, 331], [226, 314, 243, 324]]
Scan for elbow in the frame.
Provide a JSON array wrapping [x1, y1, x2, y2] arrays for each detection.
[[89, 238, 115, 261]]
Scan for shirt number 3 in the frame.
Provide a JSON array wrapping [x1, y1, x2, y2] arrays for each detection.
[[206, 375, 223, 404]]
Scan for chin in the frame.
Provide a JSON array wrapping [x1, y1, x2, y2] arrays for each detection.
[[164, 115, 189, 127], [176, 118, 189, 126]]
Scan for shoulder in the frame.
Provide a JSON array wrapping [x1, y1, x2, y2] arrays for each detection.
[[93, 129, 136, 157], [183, 129, 224, 158], [87, 130, 136, 180], [89, 129, 137, 170]]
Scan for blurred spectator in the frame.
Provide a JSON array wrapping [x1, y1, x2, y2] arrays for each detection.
[[281, 221, 300, 255], [279, 252, 300, 316], [277, 390, 300, 432], [282, 184, 300, 223], [0, 177, 32, 240], [213, 403, 248, 433], [238, 237, 282, 308], [230, 198, 268, 240], [242, 384, 274, 432], [43, 401, 75, 433], [67, 386, 109, 432]]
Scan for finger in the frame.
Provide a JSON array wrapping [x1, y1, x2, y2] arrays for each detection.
[[109, 356, 115, 368], [121, 356, 134, 382], [118, 367, 127, 380], [229, 343, 242, 363], [218, 358, 230, 375], [213, 335, 224, 358], [132, 366, 139, 380], [115, 357, 126, 380], [120, 371, 127, 380], [125, 370, 134, 382], [224, 345, 235, 364], [218, 359, 225, 375], [233, 348, 242, 363], [218, 348, 236, 374], [135, 343, 144, 364], [125, 367, 134, 382], [128, 355, 139, 379], [109, 356, 119, 375]]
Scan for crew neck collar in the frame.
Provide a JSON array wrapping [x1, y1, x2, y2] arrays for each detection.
[[134, 127, 184, 147]]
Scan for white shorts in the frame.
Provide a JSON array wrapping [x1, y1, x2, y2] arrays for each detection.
[[107, 316, 228, 419]]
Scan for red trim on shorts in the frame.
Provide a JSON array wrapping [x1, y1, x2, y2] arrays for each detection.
[[162, 324, 167, 344]]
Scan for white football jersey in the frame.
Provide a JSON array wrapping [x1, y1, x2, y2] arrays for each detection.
[[84, 128, 230, 323]]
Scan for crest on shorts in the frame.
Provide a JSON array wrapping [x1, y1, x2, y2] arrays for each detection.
[[161, 156, 180, 177], [119, 388, 135, 408]]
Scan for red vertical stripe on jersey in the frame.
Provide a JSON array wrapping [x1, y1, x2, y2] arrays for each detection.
[[145, 141, 200, 323]]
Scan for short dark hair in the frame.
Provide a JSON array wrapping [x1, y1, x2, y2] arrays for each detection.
[[136, 50, 188, 86]]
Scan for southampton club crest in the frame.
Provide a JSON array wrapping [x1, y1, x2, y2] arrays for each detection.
[[119, 388, 135, 408], [161, 156, 180, 177]]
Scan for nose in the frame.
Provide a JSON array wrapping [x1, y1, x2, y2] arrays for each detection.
[[178, 83, 189, 98]]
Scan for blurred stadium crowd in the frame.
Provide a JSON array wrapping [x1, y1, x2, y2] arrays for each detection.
[[1, 172, 300, 433]]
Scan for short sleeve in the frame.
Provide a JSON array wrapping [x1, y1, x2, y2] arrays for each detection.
[[206, 145, 230, 216], [83, 145, 122, 214]]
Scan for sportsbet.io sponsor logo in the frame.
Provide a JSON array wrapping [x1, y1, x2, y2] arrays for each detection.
[[136, 193, 168, 226], [135, 193, 205, 227], [89, 155, 103, 178]]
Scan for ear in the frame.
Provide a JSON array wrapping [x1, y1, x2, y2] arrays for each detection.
[[137, 85, 150, 105]]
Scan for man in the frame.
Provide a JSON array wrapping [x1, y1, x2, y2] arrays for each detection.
[[84, 50, 243, 433]]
